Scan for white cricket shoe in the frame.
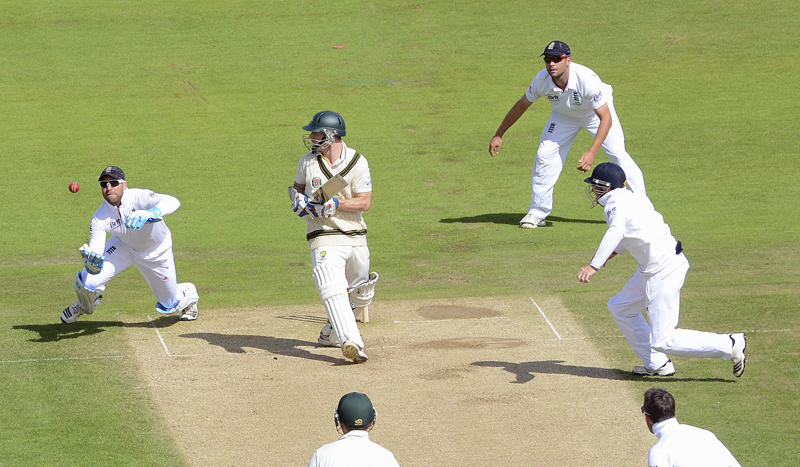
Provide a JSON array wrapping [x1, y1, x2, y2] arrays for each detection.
[[730, 333, 747, 377], [342, 342, 368, 364], [60, 302, 86, 324], [520, 213, 546, 229], [633, 360, 675, 376], [180, 304, 199, 321]]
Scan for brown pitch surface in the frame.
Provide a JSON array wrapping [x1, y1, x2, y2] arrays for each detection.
[[124, 296, 653, 466]]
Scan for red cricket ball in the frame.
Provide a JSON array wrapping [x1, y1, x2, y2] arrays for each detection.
[[69, 182, 80, 193]]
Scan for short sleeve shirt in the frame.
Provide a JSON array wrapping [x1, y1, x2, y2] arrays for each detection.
[[525, 62, 611, 118]]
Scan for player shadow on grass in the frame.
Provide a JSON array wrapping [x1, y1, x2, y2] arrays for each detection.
[[472, 360, 733, 384], [180, 332, 345, 365], [440, 213, 605, 227], [12, 316, 181, 343]]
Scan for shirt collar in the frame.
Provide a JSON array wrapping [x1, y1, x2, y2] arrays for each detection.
[[339, 430, 370, 441], [652, 417, 679, 439]]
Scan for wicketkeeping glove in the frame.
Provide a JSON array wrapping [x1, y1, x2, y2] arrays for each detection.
[[308, 198, 338, 218], [124, 207, 162, 230], [292, 192, 310, 217], [79, 244, 105, 275]]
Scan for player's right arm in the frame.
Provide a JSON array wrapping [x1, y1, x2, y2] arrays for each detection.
[[489, 94, 533, 157]]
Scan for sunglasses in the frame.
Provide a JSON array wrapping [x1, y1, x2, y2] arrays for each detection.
[[543, 55, 566, 64], [641, 406, 651, 416], [99, 180, 124, 188]]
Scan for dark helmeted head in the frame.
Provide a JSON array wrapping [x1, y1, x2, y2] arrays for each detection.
[[303, 110, 346, 153], [334, 392, 376, 432], [584, 162, 627, 208]]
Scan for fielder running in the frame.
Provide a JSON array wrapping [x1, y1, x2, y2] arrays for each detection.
[[578, 163, 746, 377], [290, 110, 378, 364], [489, 40, 646, 229], [61, 166, 199, 324]]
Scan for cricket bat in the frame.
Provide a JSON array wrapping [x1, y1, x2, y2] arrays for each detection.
[[312, 174, 348, 203]]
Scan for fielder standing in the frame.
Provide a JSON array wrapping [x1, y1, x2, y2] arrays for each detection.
[[642, 388, 742, 467], [61, 166, 199, 323], [489, 40, 646, 229], [578, 163, 746, 377], [308, 392, 401, 467], [290, 110, 378, 364]]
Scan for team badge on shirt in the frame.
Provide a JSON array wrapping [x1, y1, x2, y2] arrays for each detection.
[[312, 177, 322, 189]]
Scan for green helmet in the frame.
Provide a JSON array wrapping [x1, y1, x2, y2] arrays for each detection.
[[302, 110, 346, 137], [336, 392, 376, 428]]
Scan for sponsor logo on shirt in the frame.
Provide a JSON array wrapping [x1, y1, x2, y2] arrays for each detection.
[[605, 207, 616, 222], [108, 219, 122, 230], [592, 91, 603, 103], [547, 95, 559, 102]]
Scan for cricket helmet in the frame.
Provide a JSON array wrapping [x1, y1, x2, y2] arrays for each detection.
[[584, 162, 627, 207], [335, 392, 376, 429], [303, 110, 346, 137]]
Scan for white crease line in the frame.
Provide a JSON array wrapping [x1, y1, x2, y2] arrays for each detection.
[[0, 355, 128, 364], [148, 315, 174, 357], [530, 297, 561, 340]]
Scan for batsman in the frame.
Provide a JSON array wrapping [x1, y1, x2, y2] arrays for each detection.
[[290, 110, 378, 364]]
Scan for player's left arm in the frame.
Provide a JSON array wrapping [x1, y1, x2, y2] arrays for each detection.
[[124, 192, 180, 229], [146, 192, 181, 217], [335, 163, 372, 213], [337, 190, 371, 213], [577, 103, 612, 172]]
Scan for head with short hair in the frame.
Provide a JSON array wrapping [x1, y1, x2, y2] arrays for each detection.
[[335, 392, 376, 432], [642, 388, 676, 424]]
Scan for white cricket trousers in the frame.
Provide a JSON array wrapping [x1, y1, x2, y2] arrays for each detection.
[[607, 254, 733, 370], [83, 235, 181, 309], [311, 245, 370, 348], [528, 100, 646, 219]]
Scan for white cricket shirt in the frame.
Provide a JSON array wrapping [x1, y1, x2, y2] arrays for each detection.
[[649, 418, 742, 467], [295, 141, 373, 250], [88, 188, 180, 259], [525, 62, 612, 119], [590, 189, 678, 275], [307, 430, 401, 467]]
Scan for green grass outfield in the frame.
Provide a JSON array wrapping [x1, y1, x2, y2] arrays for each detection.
[[1, 0, 798, 465]]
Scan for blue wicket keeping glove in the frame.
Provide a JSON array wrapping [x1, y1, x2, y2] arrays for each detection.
[[124, 207, 162, 230], [308, 198, 338, 218], [80, 245, 105, 275]]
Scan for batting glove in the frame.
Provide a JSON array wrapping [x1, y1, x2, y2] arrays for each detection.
[[80, 245, 105, 275], [124, 207, 162, 230], [292, 192, 310, 218], [308, 198, 338, 218]]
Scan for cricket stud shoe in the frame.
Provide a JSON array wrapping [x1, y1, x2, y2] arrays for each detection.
[[519, 213, 546, 229], [632, 360, 676, 376], [318, 322, 339, 348], [730, 333, 747, 377], [60, 302, 86, 324], [342, 342, 368, 364], [180, 304, 199, 321]]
